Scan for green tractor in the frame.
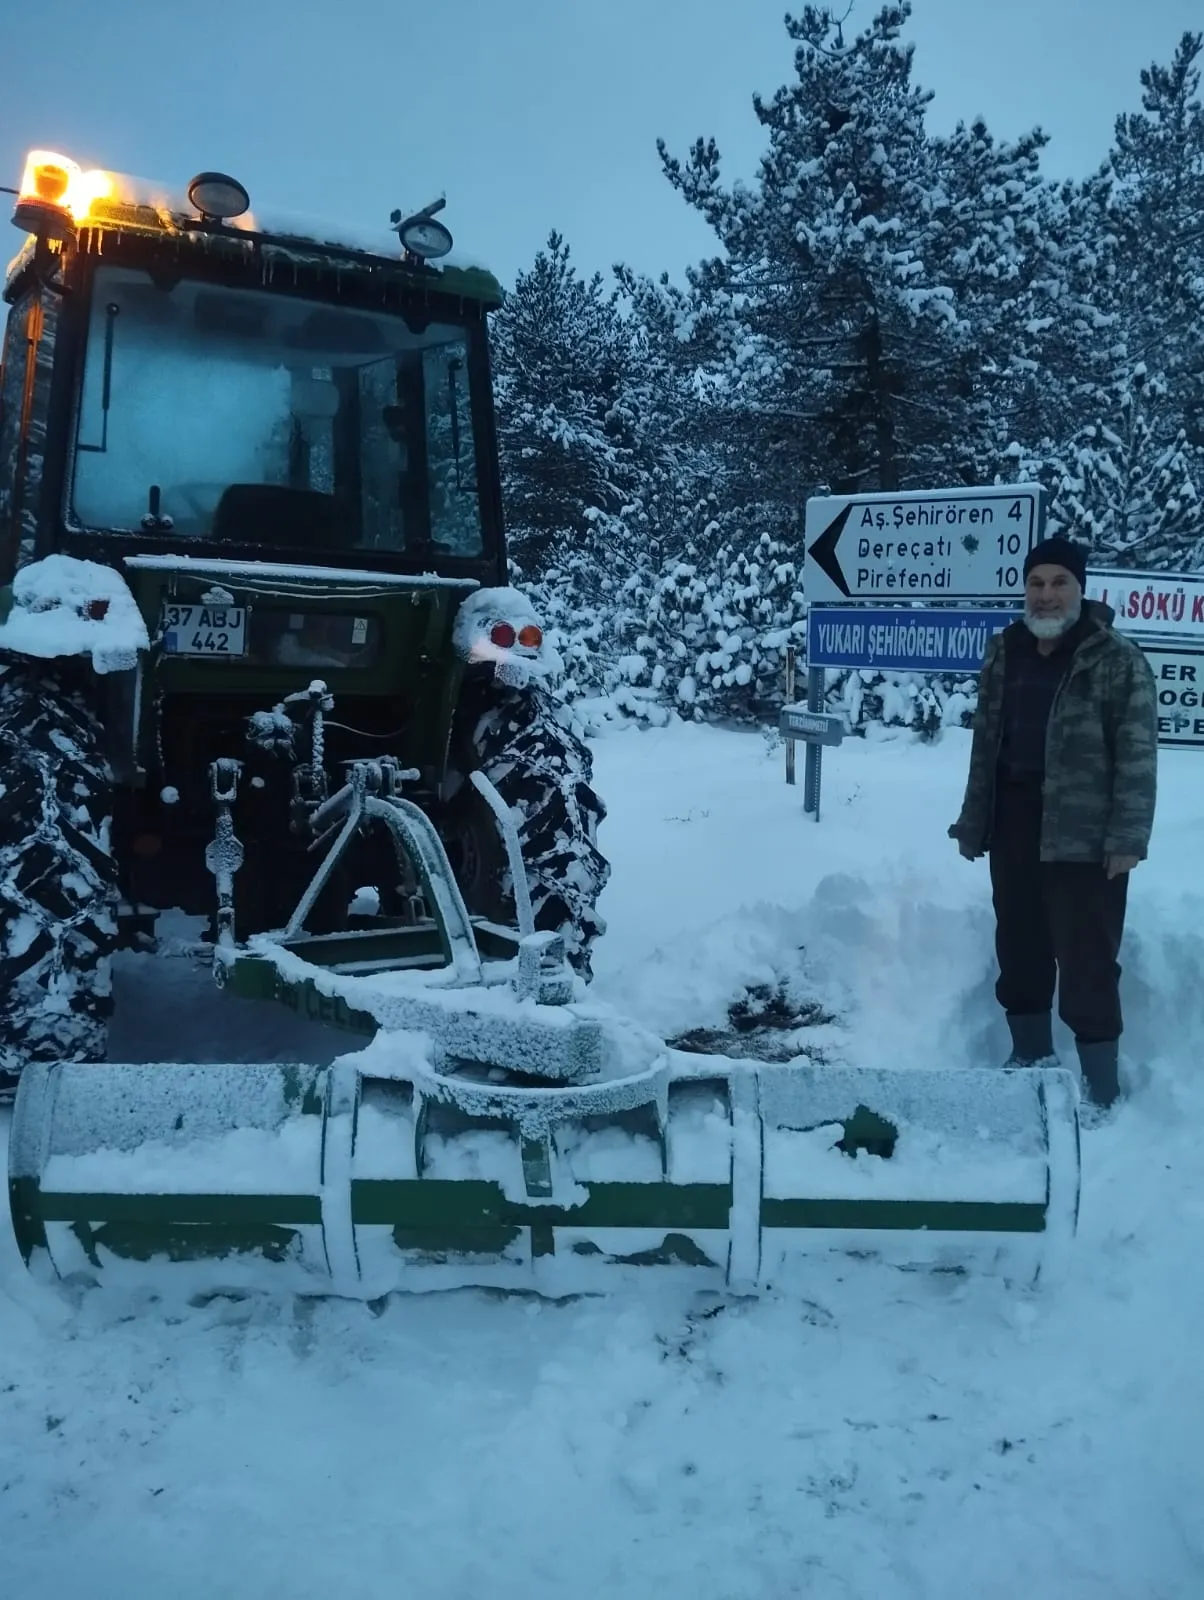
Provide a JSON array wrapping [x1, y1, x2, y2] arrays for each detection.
[[0, 150, 608, 1098], [1, 153, 1082, 1301]]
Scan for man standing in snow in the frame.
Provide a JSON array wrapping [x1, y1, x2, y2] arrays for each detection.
[[949, 536, 1158, 1110]]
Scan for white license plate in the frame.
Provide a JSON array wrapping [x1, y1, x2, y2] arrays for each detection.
[[161, 603, 248, 656]]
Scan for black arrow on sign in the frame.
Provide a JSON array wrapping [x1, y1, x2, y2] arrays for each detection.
[[806, 504, 853, 596]]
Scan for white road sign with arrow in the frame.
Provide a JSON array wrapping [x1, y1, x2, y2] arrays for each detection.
[[804, 484, 1047, 603]]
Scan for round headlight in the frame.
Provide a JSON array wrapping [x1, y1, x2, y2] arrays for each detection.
[[399, 215, 453, 260], [187, 171, 251, 222]]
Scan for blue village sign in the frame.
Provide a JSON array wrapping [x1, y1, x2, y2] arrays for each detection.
[[806, 605, 1019, 674]]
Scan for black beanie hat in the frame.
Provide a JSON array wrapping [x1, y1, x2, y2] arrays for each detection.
[[1023, 535, 1087, 589]]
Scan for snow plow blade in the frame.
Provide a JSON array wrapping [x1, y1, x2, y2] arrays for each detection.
[[8, 1052, 1080, 1298]]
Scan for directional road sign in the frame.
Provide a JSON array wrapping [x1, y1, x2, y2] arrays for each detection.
[[804, 484, 1047, 604]]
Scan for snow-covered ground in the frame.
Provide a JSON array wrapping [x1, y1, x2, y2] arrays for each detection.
[[3, 721, 1203, 1599]]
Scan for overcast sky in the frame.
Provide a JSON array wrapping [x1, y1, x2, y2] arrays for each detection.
[[2, 0, 1199, 288]]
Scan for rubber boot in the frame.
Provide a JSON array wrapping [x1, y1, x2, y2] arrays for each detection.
[[1004, 1011, 1055, 1067], [1076, 1039, 1121, 1110]]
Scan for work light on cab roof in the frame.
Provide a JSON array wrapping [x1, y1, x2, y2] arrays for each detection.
[[391, 196, 454, 263], [185, 170, 251, 224]]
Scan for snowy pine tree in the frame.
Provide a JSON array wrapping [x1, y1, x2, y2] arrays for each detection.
[[630, 505, 806, 723], [653, 3, 1067, 512], [490, 232, 639, 580], [1046, 367, 1203, 568], [1107, 32, 1204, 465]]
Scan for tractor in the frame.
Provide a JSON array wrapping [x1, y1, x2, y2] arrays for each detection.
[[0, 151, 608, 1096]]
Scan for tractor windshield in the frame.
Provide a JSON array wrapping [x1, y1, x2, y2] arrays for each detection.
[[70, 265, 486, 558]]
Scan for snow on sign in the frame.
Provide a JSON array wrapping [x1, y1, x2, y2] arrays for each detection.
[[1146, 645, 1204, 749], [804, 484, 1046, 604], [1085, 567, 1204, 643]]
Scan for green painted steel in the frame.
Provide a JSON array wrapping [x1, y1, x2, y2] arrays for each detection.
[[350, 1179, 734, 1231], [121, 570, 473, 785], [64, 1220, 311, 1268], [223, 956, 378, 1035], [19, 1186, 1046, 1261], [33, 1193, 323, 1225], [760, 1198, 1048, 1234]]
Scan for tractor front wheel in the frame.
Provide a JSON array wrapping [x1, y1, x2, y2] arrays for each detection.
[[0, 666, 117, 1095], [456, 687, 609, 980]]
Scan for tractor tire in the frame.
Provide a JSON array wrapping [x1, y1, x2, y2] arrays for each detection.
[[468, 686, 609, 980], [0, 665, 117, 1095]]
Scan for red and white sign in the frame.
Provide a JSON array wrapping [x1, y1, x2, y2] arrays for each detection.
[[1086, 567, 1204, 641]]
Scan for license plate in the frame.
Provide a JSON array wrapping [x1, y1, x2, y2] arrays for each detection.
[[161, 603, 248, 657]]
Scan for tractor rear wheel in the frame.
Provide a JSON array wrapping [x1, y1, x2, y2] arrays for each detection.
[[457, 687, 609, 980], [0, 665, 117, 1096]]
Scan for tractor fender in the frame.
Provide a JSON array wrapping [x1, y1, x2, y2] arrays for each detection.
[[0, 554, 147, 673]]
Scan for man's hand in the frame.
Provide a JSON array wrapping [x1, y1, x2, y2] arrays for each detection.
[[1105, 853, 1141, 879], [948, 823, 982, 861]]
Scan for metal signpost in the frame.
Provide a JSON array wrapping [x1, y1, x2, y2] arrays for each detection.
[[784, 645, 797, 785], [779, 674, 842, 819], [788, 483, 1048, 819]]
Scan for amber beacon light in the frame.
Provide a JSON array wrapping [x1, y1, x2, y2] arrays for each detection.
[[12, 149, 112, 237]]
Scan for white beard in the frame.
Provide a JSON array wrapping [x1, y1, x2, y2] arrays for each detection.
[[1024, 597, 1082, 639]]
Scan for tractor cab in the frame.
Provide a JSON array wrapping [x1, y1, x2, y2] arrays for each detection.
[[1, 150, 508, 587]]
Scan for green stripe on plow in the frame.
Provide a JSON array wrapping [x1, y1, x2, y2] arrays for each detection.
[[352, 1179, 732, 1230], [33, 1193, 322, 1225], [761, 1198, 1047, 1233]]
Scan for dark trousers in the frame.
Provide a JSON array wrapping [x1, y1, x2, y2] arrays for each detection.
[[989, 779, 1129, 1043]]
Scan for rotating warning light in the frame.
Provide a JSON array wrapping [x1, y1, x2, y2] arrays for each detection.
[[12, 150, 113, 238]]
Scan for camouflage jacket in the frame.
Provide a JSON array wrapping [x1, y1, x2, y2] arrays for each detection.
[[950, 601, 1158, 862]]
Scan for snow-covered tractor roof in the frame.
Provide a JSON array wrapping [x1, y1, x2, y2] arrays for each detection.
[[4, 148, 504, 309]]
